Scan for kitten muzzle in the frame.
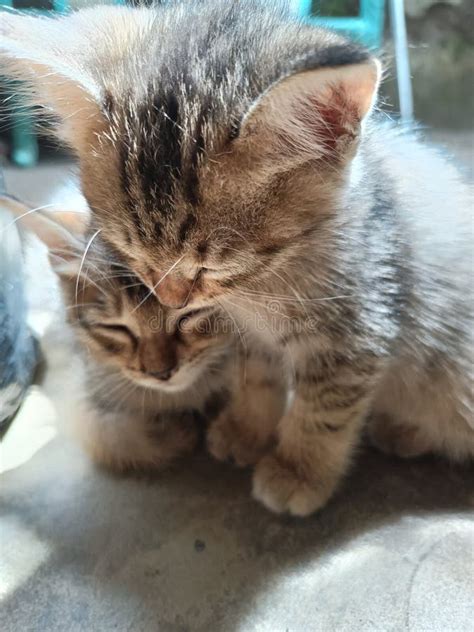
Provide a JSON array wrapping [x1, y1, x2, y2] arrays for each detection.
[[147, 368, 175, 382]]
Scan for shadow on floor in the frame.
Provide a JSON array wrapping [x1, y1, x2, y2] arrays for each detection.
[[1, 433, 473, 632]]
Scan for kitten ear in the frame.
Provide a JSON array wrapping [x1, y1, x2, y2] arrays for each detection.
[[1, 193, 87, 278], [239, 59, 381, 163], [0, 12, 104, 153]]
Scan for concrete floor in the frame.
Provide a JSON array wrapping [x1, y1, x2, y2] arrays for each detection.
[[1, 131, 473, 631]]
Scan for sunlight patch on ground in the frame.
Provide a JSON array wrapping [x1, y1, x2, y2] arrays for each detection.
[[0, 516, 50, 601]]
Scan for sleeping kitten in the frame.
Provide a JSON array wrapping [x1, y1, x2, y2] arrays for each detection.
[[2, 1, 472, 515], [5, 194, 286, 471]]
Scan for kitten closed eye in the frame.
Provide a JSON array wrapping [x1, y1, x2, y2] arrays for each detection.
[[98, 324, 136, 337], [176, 307, 215, 331], [90, 324, 137, 353]]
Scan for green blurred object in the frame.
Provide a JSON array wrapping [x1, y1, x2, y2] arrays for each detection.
[[294, 0, 385, 48], [8, 97, 40, 168], [313, 1, 359, 18]]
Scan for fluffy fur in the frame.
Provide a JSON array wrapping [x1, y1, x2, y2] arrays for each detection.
[[1, 1, 472, 515]]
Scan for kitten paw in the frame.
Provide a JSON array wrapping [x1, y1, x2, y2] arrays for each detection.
[[207, 413, 269, 467], [252, 455, 330, 517], [368, 415, 430, 459]]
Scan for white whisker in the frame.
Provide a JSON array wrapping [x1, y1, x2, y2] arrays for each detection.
[[75, 229, 102, 306], [0, 203, 73, 235]]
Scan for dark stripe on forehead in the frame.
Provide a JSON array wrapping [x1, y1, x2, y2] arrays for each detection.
[[119, 94, 143, 208], [131, 89, 184, 217], [158, 91, 183, 179], [184, 105, 207, 205], [178, 212, 197, 243], [120, 88, 214, 218], [119, 137, 134, 202]]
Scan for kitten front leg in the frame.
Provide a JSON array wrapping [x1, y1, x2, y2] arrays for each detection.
[[253, 351, 377, 516], [207, 350, 286, 467], [207, 381, 281, 467]]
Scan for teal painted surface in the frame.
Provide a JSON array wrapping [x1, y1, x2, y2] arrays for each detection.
[[296, 0, 385, 49], [295, 0, 313, 17], [53, 0, 69, 12]]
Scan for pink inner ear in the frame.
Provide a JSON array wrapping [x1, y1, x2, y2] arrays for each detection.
[[286, 84, 360, 157]]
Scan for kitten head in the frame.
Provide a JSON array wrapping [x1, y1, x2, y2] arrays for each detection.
[[1, 2, 380, 308], [9, 198, 232, 392]]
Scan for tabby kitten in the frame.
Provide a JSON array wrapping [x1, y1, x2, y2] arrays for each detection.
[[6, 195, 285, 471], [2, 1, 472, 515]]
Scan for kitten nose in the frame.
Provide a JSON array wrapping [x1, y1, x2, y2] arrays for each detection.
[[148, 368, 175, 381], [147, 271, 193, 308]]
